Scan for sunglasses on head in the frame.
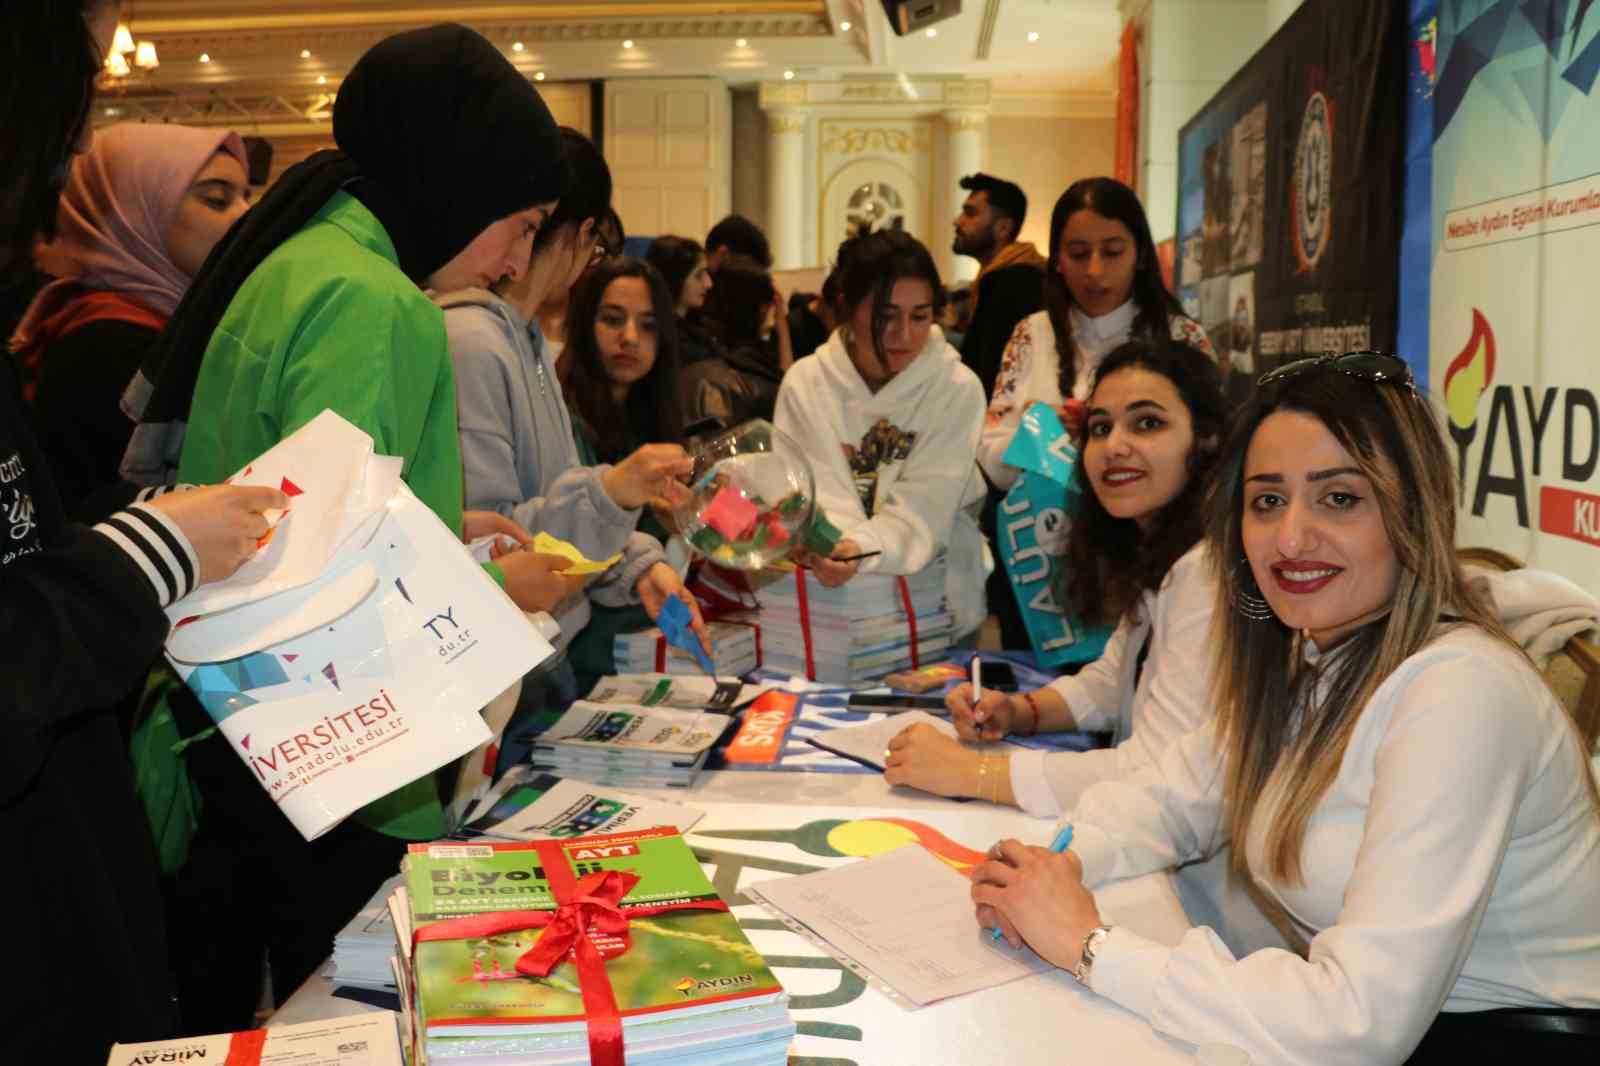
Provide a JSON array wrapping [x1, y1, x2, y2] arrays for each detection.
[[1256, 351, 1416, 390]]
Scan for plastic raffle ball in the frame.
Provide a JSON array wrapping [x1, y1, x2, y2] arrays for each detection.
[[675, 419, 816, 570]]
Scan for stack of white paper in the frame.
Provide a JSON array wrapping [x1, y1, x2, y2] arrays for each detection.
[[612, 618, 761, 677], [755, 563, 952, 683], [331, 874, 406, 992], [528, 701, 730, 787]]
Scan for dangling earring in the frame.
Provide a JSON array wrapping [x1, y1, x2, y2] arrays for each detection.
[[1232, 557, 1275, 622]]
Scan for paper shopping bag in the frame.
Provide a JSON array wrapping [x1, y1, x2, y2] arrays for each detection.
[[164, 414, 555, 840]]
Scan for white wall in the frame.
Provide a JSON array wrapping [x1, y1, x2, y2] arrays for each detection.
[[730, 88, 769, 239], [986, 115, 1117, 255], [605, 78, 732, 241]]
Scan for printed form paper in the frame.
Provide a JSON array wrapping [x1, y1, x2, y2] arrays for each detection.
[[748, 842, 1051, 1006], [805, 710, 1013, 770]]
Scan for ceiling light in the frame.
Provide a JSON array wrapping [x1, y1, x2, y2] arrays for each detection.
[[783, 69, 795, 80], [736, 38, 748, 47], [622, 39, 634, 49], [134, 40, 159, 70], [316, 74, 328, 85], [512, 41, 524, 52], [104, 106, 121, 117], [199, 52, 210, 63], [301, 48, 312, 59], [112, 23, 135, 55], [105, 50, 131, 76], [925, 27, 938, 38], [535, 71, 546, 81], [840, 20, 851, 31], [1027, 31, 1040, 42]]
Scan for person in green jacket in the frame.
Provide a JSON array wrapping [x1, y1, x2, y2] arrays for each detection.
[[120, 23, 583, 1034]]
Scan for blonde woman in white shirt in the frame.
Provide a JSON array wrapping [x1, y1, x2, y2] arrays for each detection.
[[979, 177, 1214, 491], [779, 230, 988, 639], [972, 353, 1600, 1065]]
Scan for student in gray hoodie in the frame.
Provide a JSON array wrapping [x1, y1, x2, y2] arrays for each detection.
[[438, 129, 709, 655]]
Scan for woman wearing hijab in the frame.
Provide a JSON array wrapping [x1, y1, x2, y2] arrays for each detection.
[[125, 24, 581, 1033], [12, 122, 250, 516]]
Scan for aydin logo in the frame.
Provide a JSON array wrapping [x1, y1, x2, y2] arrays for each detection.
[[1292, 91, 1333, 272], [1443, 308, 1496, 488], [674, 972, 756, 998]]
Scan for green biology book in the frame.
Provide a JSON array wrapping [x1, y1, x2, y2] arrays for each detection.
[[403, 826, 785, 1035]]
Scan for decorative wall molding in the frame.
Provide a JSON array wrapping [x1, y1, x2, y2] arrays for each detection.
[[768, 113, 807, 133], [990, 88, 1117, 120], [761, 77, 990, 111], [820, 125, 917, 154], [942, 110, 988, 131]]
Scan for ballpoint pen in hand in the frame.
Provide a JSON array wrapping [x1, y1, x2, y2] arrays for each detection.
[[991, 823, 1074, 941]]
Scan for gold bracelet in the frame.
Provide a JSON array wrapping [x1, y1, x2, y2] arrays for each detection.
[[975, 754, 989, 802]]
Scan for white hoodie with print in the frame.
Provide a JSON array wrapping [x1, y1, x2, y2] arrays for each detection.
[[774, 327, 989, 636]]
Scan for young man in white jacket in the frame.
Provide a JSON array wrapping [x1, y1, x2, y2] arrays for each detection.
[[776, 230, 988, 639]]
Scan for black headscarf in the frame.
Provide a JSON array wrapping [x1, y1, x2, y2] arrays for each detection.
[[121, 23, 564, 484]]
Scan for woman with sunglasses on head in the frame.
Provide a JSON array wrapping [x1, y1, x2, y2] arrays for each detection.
[[777, 230, 989, 641], [972, 353, 1600, 1065], [887, 340, 1287, 956], [13, 123, 251, 516], [1, 3, 290, 1060]]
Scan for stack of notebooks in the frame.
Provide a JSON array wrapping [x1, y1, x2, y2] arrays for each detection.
[[755, 562, 953, 683], [332, 771, 708, 994], [613, 617, 761, 677], [391, 828, 794, 1065], [519, 674, 764, 789]]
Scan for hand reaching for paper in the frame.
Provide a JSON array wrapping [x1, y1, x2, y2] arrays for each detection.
[[602, 443, 694, 511], [462, 510, 534, 549], [147, 483, 290, 584], [635, 561, 713, 655], [496, 549, 586, 614]]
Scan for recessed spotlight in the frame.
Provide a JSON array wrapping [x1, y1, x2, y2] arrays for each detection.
[[783, 69, 795, 80], [199, 52, 210, 63], [736, 38, 748, 47], [104, 106, 121, 117], [300, 48, 311, 59], [512, 41, 524, 52], [1027, 31, 1039, 42], [622, 39, 634, 49], [536, 71, 547, 80], [926, 27, 938, 38], [316, 74, 327, 85], [840, 20, 851, 31]]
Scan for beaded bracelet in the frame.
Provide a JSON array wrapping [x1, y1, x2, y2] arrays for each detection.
[[1020, 691, 1041, 737]]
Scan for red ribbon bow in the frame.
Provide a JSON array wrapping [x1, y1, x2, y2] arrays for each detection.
[[412, 839, 728, 1066]]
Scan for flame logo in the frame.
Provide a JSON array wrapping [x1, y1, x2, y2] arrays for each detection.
[[698, 817, 988, 875], [1443, 309, 1496, 430]]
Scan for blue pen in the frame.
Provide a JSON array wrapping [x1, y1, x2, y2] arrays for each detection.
[[991, 823, 1074, 941]]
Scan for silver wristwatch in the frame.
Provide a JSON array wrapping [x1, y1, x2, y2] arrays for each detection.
[[1072, 925, 1113, 988]]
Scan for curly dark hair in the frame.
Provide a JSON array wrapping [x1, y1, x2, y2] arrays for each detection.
[[1061, 338, 1227, 625], [561, 256, 685, 463]]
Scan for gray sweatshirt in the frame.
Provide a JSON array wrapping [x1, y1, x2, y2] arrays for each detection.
[[438, 288, 662, 648]]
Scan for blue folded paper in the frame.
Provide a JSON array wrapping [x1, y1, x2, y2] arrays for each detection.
[[656, 595, 716, 675]]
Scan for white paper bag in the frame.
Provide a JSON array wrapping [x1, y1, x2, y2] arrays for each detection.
[[165, 414, 555, 840]]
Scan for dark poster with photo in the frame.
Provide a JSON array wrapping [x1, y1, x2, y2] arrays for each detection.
[[1175, 0, 1406, 402]]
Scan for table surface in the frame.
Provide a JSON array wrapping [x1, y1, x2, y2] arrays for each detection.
[[274, 769, 1209, 1065]]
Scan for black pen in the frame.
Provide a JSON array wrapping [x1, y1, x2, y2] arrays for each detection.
[[830, 550, 882, 564]]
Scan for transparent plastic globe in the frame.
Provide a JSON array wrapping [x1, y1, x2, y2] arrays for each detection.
[[674, 420, 816, 570]]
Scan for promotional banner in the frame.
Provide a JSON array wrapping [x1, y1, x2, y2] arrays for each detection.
[[1429, 0, 1600, 592], [1175, 0, 1407, 399]]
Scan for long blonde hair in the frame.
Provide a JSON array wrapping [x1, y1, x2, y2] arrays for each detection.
[[1206, 370, 1598, 883]]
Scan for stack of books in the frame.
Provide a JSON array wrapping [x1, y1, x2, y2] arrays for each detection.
[[528, 700, 731, 788], [392, 828, 794, 1065], [754, 563, 953, 683], [582, 673, 764, 711], [612, 617, 761, 677]]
